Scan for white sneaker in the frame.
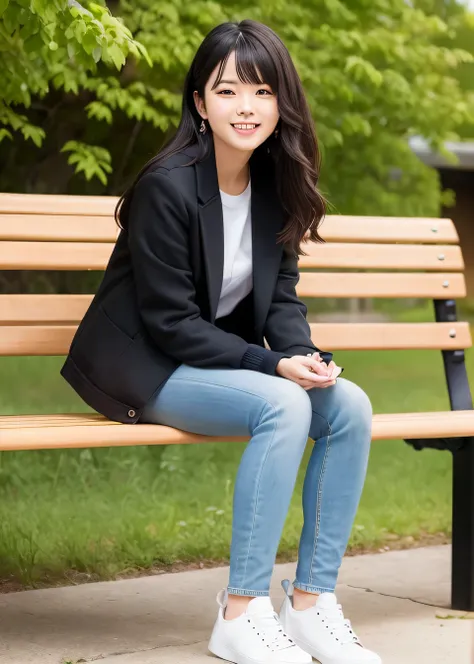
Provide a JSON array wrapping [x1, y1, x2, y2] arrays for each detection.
[[279, 580, 382, 664], [208, 587, 313, 664]]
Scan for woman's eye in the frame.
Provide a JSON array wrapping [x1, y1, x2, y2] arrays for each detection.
[[217, 89, 273, 96]]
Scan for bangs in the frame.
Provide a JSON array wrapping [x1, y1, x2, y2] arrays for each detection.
[[210, 34, 279, 92]]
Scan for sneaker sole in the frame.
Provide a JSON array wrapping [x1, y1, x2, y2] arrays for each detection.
[[208, 637, 264, 664], [288, 633, 381, 664], [208, 635, 313, 664]]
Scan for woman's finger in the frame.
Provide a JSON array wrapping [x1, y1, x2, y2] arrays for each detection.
[[300, 378, 336, 390], [304, 370, 333, 382], [329, 366, 343, 380], [307, 353, 329, 374], [308, 360, 331, 377]]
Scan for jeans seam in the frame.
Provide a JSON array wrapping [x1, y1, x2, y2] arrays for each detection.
[[308, 421, 332, 587], [240, 399, 279, 589]]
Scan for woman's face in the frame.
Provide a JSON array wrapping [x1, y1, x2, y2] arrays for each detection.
[[194, 50, 279, 152]]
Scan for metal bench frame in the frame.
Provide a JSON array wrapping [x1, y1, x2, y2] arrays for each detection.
[[405, 297, 474, 610]]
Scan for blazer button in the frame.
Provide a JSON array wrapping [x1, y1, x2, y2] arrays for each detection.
[[128, 409, 136, 418]]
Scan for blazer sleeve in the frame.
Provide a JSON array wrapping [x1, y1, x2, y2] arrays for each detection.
[[127, 171, 292, 375], [263, 244, 343, 372]]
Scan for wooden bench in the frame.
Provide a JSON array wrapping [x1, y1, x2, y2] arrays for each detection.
[[1, 192, 473, 610]]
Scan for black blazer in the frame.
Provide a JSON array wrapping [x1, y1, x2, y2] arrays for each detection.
[[60, 141, 335, 424]]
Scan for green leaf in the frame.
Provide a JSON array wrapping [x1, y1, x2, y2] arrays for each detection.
[[66, 153, 82, 166], [67, 41, 76, 59], [30, 0, 47, 14], [63, 77, 79, 94], [21, 124, 46, 147], [73, 19, 87, 43], [82, 29, 100, 55], [135, 41, 152, 67], [85, 101, 113, 124], [0, 128, 13, 143], [23, 32, 44, 54], [68, 0, 92, 19], [107, 42, 126, 70], [0, 0, 9, 17], [19, 15, 38, 41], [61, 140, 79, 153], [88, 2, 107, 18]]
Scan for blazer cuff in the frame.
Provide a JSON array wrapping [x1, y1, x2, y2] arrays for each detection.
[[283, 345, 334, 365], [240, 344, 292, 376], [280, 346, 344, 374]]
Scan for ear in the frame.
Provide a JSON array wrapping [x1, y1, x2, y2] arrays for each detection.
[[193, 90, 207, 120]]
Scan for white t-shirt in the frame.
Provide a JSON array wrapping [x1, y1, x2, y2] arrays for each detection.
[[215, 178, 253, 319]]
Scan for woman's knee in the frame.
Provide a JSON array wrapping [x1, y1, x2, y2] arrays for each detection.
[[335, 378, 373, 424], [262, 379, 313, 427]]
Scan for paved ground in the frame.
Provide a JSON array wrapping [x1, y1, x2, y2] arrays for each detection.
[[0, 545, 472, 664]]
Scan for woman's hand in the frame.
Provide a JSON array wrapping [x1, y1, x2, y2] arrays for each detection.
[[276, 352, 342, 391]]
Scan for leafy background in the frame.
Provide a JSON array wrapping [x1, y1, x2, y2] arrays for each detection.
[[1, 0, 474, 217]]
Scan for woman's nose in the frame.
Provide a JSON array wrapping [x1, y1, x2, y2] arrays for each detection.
[[236, 95, 255, 116]]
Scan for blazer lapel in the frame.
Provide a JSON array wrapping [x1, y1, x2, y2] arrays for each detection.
[[185, 141, 285, 330], [249, 158, 285, 334]]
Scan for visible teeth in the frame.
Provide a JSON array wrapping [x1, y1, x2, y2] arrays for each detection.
[[233, 124, 257, 129]]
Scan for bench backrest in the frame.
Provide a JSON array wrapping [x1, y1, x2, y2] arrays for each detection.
[[0, 192, 471, 356]]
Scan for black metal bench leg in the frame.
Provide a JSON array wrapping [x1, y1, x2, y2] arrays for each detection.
[[451, 438, 474, 610], [433, 299, 474, 610], [406, 434, 473, 609]]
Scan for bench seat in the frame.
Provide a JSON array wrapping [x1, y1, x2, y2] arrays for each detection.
[[1, 410, 473, 451], [1, 192, 474, 610]]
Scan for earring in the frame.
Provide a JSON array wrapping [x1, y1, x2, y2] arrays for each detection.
[[274, 127, 279, 138], [199, 119, 207, 134]]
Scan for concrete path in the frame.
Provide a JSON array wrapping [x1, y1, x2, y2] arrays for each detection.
[[0, 545, 472, 664]]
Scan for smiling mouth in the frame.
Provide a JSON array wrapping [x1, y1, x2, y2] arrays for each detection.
[[231, 123, 260, 129]]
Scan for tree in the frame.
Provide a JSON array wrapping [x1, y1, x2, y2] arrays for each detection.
[[0, 0, 150, 185], [1, 0, 473, 219]]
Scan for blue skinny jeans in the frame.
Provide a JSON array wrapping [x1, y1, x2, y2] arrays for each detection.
[[140, 366, 373, 597]]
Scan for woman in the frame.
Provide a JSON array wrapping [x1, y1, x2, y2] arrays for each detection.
[[61, 19, 380, 664]]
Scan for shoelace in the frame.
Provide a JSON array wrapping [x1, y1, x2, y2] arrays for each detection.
[[248, 610, 296, 651], [318, 603, 362, 647]]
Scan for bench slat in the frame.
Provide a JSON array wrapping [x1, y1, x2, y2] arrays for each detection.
[[1, 241, 464, 271], [299, 243, 464, 270], [0, 193, 118, 216], [0, 241, 114, 270], [318, 216, 458, 244], [0, 322, 470, 355], [0, 295, 92, 323], [298, 272, 466, 298], [1, 410, 473, 450], [0, 217, 119, 242], [0, 208, 458, 247], [314, 322, 472, 350], [0, 273, 466, 328]]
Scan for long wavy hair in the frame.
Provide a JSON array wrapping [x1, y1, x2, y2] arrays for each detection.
[[115, 19, 327, 257]]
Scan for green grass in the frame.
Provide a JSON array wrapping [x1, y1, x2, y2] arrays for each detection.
[[0, 318, 472, 589]]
